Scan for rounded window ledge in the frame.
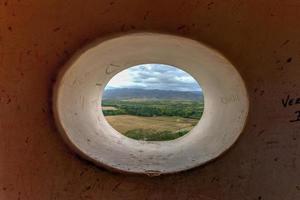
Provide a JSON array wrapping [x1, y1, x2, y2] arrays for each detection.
[[53, 33, 249, 175]]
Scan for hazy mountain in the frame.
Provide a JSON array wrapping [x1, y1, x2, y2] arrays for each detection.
[[102, 88, 203, 101]]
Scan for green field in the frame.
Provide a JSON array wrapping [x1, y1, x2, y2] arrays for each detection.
[[102, 100, 204, 141], [102, 100, 204, 118]]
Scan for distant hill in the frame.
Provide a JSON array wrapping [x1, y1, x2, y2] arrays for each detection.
[[102, 88, 203, 101]]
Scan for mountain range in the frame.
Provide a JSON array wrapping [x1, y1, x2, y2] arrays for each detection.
[[102, 88, 203, 101]]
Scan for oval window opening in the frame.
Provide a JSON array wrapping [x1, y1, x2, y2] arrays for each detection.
[[54, 33, 249, 174], [101, 64, 204, 141]]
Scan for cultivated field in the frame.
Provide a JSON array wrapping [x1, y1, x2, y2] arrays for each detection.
[[105, 115, 198, 133], [102, 99, 204, 141]]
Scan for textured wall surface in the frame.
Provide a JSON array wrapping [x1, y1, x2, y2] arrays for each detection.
[[1, 0, 300, 199]]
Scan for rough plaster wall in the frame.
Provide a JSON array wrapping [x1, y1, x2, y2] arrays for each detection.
[[0, 0, 300, 199]]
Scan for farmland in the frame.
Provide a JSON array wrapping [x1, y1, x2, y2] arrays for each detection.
[[102, 99, 204, 141]]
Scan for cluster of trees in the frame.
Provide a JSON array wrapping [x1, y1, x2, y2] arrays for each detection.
[[102, 100, 204, 119], [124, 128, 189, 141]]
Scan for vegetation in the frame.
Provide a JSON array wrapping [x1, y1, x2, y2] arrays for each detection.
[[124, 129, 189, 141], [102, 100, 204, 119], [102, 100, 203, 141], [101, 88, 204, 141]]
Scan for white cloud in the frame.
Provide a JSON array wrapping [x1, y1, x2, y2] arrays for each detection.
[[105, 64, 202, 91]]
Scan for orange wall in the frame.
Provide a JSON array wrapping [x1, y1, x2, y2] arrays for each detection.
[[1, 1, 300, 199]]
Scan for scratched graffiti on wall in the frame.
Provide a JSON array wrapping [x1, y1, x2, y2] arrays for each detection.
[[281, 95, 300, 122]]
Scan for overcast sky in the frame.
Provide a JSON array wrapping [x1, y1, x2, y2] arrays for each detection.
[[105, 64, 202, 91]]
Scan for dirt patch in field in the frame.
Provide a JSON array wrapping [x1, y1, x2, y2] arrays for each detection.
[[102, 106, 118, 110]]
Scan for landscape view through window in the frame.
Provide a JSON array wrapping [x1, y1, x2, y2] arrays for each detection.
[[101, 64, 204, 141]]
